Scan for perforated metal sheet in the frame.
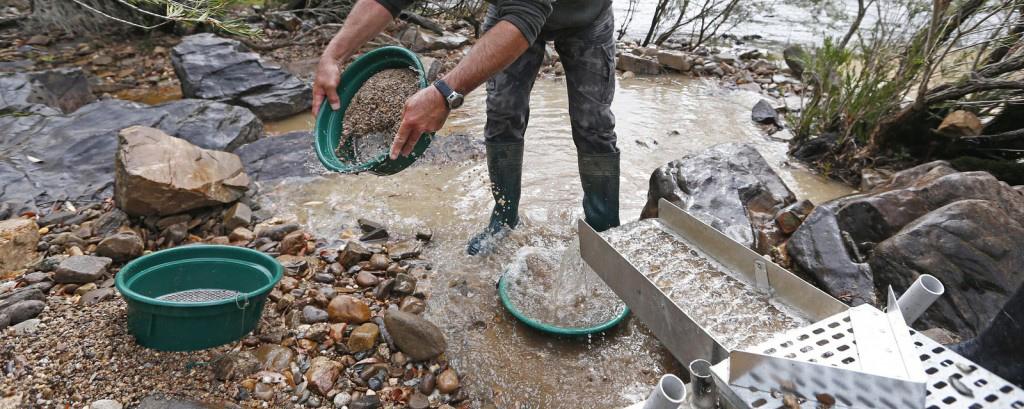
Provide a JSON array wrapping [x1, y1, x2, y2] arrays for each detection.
[[156, 289, 242, 303], [713, 306, 1024, 408]]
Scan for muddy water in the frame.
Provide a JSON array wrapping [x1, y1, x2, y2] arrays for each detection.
[[259, 76, 851, 408]]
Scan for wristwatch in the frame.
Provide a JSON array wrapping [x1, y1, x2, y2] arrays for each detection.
[[433, 79, 464, 110]]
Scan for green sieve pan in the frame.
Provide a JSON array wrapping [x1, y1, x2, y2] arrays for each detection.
[[115, 245, 283, 351], [314, 46, 432, 176], [497, 272, 630, 336]]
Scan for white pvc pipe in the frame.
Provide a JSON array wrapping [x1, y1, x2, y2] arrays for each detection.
[[642, 374, 687, 409], [897, 274, 945, 324]]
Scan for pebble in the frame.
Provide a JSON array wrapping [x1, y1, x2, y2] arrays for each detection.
[[95, 232, 144, 261], [359, 228, 388, 242], [255, 344, 294, 371], [254, 382, 275, 400], [305, 356, 343, 395], [347, 323, 380, 353], [301, 305, 328, 324], [90, 399, 123, 409], [313, 273, 335, 284], [418, 371, 435, 394], [368, 253, 389, 270], [436, 368, 459, 394], [10, 318, 40, 335], [355, 271, 379, 288], [333, 392, 351, 408], [399, 296, 426, 314], [349, 395, 381, 409], [229, 227, 255, 242], [387, 240, 421, 260], [392, 273, 416, 295], [415, 228, 432, 242], [383, 310, 446, 361], [279, 230, 307, 255], [258, 223, 300, 241], [339, 241, 373, 267], [223, 202, 252, 231], [408, 392, 430, 409], [328, 295, 371, 324]]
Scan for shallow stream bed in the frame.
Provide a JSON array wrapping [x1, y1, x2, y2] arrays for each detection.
[[259, 76, 852, 408]]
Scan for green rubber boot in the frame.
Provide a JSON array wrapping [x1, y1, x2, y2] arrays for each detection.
[[467, 143, 524, 256], [579, 152, 621, 232]]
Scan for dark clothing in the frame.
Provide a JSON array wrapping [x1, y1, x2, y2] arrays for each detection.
[[373, 0, 611, 45], [483, 6, 617, 154]]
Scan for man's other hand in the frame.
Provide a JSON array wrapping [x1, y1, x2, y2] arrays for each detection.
[[390, 86, 449, 159], [312, 58, 342, 117]]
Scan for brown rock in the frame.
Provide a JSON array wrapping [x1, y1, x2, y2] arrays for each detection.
[[229, 227, 255, 242], [254, 344, 293, 371], [328, 295, 371, 324], [399, 296, 426, 314], [938, 110, 982, 137], [339, 240, 372, 267], [436, 368, 459, 394], [383, 310, 446, 361], [347, 323, 380, 352], [279, 230, 306, 255], [355, 271, 379, 288], [368, 253, 389, 270], [0, 218, 39, 274], [95, 231, 144, 261], [305, 356, 343, 395], [114, 126, 249, 216], [328, 323, 347, 342]]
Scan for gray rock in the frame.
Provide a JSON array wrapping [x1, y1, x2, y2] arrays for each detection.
[[20, 271, 50, 284], [655, 50, 692, 72], [0, 288, 46, 312], [383, 310, 446, 361], [223, 202, 252, 231], [90, 400, 123, 409], [302, 305, 328, 324], [92, 208, 129, 237], [171, 33, 312, 120], [10, 318, 40, 335], [258, 223, 300, 241], [641, 143, 795, 250], [399, 27, 470, 52], [871, 200, 1024, 337], [751, 99, 778, 125], [36, 210, 76, 227], [0, 99, 261, 211], [54, 255, 112, 283], [95, 231, 144, 261], [114, 126, 250, 216], [0, 67, 94, 114], [786, 204, 875, 306], [349, 395, 381, 409], [783, 44, 807, 78], [616, 54, 661, 75], [3, 299, 44, 324]]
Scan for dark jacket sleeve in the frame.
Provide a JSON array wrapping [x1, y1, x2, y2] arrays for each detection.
[[373, 0, 414, 17], [493, 0, 553, 44]]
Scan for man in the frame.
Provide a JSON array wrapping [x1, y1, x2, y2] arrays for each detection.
[[312, 0, 620, 255]]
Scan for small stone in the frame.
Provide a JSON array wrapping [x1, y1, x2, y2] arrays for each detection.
[[26, 34, 50, 45], [90, 399, 123, 409], [774, 211, 802, 235], [54, 255, 112, 284], [212, 351, 259, 381], [10, 318, 40, 335], [20, 272, 50, 284], [359, 228, 388, 242], [208, 236, 230, 245], [408, 392, 429, 409], [37, 211, 76, 227], [387, 240, 421, 260], [419, 371, 435, 394], [437, 368, 459, 394], [391, 351, 407, 367], [306, 356, 343, 396], [399, 296, 426, 314], [163, 222, 188, 244], [258, 223, 300, 241], [392, 273, 416, 295], [333, 392, 351, 408], [328, 295, 371, 324], [383, 310, 446, 361], [355, 271, 379, 288], [229, 227, 255, 242], [368, 253, 389, 270], [347, 323, 380, 353], [357, 218, 385, 232], [302, 305, 328, 324], [255, 344, 294, 371], [4, 300, 44, 324], [313, 273, 335, 284], [253, 382, 274, 400], [751, 99, 778, 124], [95, 232, 144, 262], [79, 288, 115, 305], [328, 323, 347, 342], [415, 229, 432, 242], [223, 202, 252, 230], [339, 240, 373, 267], [349, 395, 381, 409], [92, 209, 128, 237], [279, 230, 307, 255]]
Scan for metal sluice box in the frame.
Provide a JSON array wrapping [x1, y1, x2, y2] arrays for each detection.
[[579, 199, 1024, 408]]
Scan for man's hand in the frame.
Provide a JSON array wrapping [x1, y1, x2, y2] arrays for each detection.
[[312, 58, 343, 117], [390, 87, 449, 159]]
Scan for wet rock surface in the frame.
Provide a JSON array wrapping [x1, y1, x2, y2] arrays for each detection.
[[171, 34, 311, 120], [0, 67, 94, 114], [642, 143, 796, 250], [0, 99, 261, 211]]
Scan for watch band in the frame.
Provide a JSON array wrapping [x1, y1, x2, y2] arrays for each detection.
[[433, 79, 456, 109]]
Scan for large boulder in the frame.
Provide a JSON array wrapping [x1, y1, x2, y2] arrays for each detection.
[[0, 67, 94, 114], [0, 218, 39, 274], [786, 204, 875, 306], [114, 126, 250, 216], [870, 200, 1024, 337], [641, 143, 796, 250], [0, 99, 260, 211], [171, 33, 312, 120]]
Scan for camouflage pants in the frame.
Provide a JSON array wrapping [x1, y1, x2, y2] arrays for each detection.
[[482, 7, 618, 154]]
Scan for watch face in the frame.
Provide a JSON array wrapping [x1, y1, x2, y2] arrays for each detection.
[[449, 95, 464, 109]]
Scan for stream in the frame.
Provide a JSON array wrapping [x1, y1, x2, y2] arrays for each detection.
[[258, 75, 852, 408]]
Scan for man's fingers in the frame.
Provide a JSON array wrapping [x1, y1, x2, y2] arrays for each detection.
[[400, 132, 421, 157], [391, 120, 414, 160], [326, 88, 341, 111], [312, 87, 324, 117]]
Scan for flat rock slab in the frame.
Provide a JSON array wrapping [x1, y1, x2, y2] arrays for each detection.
[[0, 67, 94, 114], [0, 99, 261, 212], [54, 255, 112, 284], [171, 34, 311, 120], [0, 218, 39, 273]]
